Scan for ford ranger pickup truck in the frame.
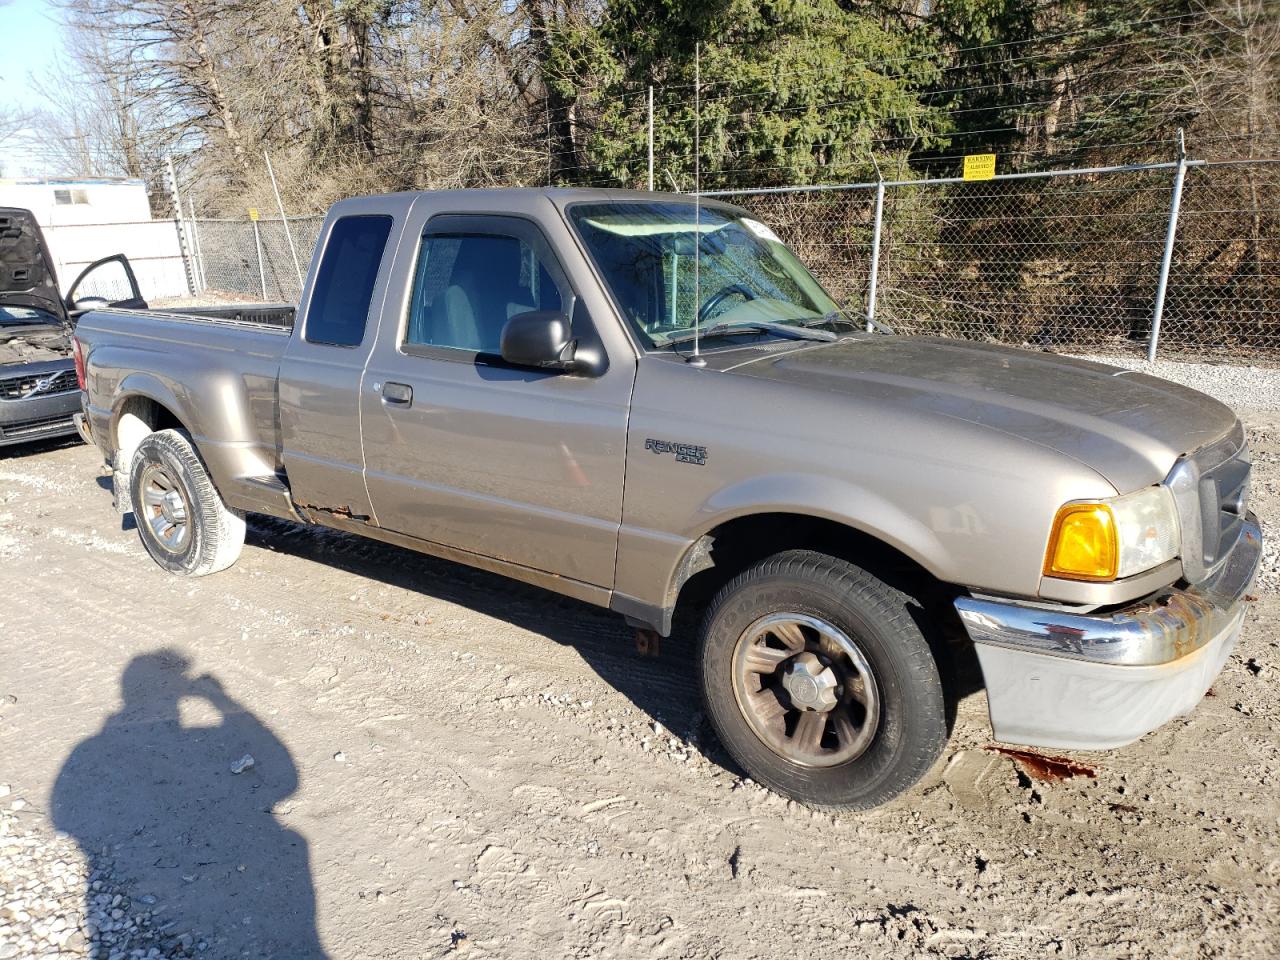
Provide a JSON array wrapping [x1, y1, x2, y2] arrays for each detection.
[[74, 188, 1260, 809]]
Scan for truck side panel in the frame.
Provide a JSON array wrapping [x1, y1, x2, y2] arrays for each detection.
[[78, 310, 290, 517], [612, 354, 1118, 623]]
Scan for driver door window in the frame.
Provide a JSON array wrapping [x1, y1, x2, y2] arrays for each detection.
[[405, 234, 562, 355]]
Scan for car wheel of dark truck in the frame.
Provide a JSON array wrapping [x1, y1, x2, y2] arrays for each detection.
[[128, 429, 246, 576], [699, 549, 947, 810]]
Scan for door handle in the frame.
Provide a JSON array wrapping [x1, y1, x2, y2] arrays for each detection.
[[381, 382, 413, 406]]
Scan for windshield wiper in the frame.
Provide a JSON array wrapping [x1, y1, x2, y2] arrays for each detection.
[[663, 321, 837, 346], [799, 311, 862, 332], [793, 310, 895, 335]]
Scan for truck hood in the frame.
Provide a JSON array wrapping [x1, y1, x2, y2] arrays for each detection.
[[732, 336, 1237, 492], [0, 207, 68, 324]]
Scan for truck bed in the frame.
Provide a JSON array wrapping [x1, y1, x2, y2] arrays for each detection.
[[153, 302, 296, 329]]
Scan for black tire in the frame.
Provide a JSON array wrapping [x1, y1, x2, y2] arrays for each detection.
[[128, 429, 245, 576], [699, 550, 946, 810]]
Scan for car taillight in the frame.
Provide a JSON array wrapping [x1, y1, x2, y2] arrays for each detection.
[[72, 336, 86, 390]]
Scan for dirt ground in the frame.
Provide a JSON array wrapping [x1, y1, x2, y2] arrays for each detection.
[[1, 409, 1278, 959]]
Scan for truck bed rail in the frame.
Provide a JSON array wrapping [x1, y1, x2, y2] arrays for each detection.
[[143, 303, 296, 331]]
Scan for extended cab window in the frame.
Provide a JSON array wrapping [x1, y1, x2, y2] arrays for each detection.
[[306, 215, 393, 347], [405, 232, 562, 354]]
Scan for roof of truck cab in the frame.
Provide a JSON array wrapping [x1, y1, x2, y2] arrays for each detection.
[[325, 187, 749, 218]]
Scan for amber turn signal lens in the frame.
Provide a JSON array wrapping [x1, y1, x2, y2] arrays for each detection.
[[1044, 503, 1118, 581]]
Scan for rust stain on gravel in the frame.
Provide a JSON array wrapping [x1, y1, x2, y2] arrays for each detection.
[[984, 745, 1097, 783]]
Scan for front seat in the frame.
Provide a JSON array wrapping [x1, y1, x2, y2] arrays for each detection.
[[437, 269, 482, 351]]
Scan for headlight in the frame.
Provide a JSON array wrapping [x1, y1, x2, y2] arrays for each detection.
[[1044, 486, 1179, 582]]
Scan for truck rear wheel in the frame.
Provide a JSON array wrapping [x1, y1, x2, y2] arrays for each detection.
[[128, 429, 245, 576], [699, 550, 946, 809]]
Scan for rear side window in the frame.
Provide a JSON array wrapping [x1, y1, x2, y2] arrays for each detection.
[[305, 215, 393, 347]]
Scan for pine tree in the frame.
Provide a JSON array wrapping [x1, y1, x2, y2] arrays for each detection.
[[560, 0, 952, 189]]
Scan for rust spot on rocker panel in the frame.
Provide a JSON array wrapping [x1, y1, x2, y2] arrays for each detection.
[[983, 745, 1097, 783], [297, 502, 371, 523]]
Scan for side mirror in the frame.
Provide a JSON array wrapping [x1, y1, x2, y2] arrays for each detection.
[[500, 310, 578, 371], [69, 296, 110, 314]]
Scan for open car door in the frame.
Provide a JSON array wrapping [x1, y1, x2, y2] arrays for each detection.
[[65, 254, 148, 317]]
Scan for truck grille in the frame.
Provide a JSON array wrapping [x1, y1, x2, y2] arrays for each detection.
[[1201, 450, 1251, 569], [1167, 423, 1251, 584], [0, 368, 78, 400]]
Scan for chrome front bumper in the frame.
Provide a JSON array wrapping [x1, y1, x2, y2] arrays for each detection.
[[955, 515, 1261, 750]]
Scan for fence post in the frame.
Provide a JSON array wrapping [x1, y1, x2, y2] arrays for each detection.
[[186, 194, 207, 293], [252, 218, 267, 299], [865, 176, 885, 332], [647, 85, 655, 192], [167, 155, 195, 296], [1148, 130, 1188, 362]]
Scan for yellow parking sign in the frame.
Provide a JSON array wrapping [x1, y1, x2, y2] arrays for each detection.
[[963, 154, 996, 181], [248, 207, 260, 221]]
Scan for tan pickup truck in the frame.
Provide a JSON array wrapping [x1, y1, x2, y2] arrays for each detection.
[[74, 188, 1260, 809]]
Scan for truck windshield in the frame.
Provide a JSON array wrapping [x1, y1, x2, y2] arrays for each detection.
[[568, 200, 848, 349]]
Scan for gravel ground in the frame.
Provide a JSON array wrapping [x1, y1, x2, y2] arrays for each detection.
[[1075, 352, 1280, 411], [2, 357, 1279, 960]]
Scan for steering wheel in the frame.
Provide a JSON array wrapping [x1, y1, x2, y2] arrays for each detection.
[[697, 283, 756, 324]]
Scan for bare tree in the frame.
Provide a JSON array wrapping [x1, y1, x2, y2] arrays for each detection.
[[0, 107, 29, 177], [58, 0, 256, 183]]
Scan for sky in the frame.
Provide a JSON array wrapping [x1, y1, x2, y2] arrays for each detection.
[[0, 0, 69, 176]]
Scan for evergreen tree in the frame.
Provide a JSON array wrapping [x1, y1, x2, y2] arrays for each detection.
[[561, 0, 953, 189]]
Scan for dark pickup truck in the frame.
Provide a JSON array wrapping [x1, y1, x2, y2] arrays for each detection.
[[74, 188, 1260, 809]]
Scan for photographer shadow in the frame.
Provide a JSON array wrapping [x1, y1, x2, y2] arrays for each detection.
[[51, 650, 326, 959]]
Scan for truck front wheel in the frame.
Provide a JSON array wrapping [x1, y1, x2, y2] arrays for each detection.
[[128, 429, 245, 576], [699, 550, 946, 809]]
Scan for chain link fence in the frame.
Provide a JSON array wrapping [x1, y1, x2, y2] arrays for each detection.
[[181, 216, 324, 304], [169, 158, 1278, 363], [711, 157, 1280, 362], [882, 170, 1171, 349], [1162, 161, 1280, 358]]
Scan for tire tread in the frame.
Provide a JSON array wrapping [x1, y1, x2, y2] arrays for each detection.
[[699, 549, 946, 810], [129, 429, 244, 577]]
